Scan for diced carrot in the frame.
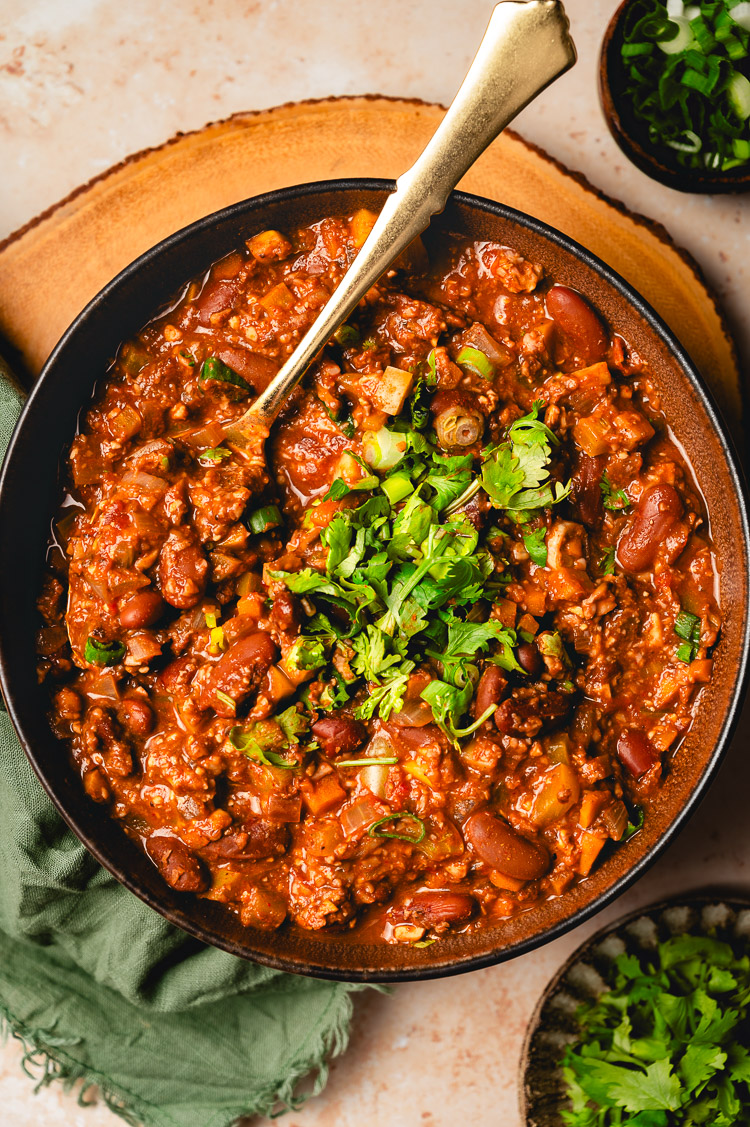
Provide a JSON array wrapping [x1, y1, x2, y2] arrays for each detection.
[[350, 208, 378, 248], [493, 597, 517, 628], [653, 663, 690, 709], [246, 230, 292, 262], [236, 592, 265, 618], [403, 760, 439, 789], [523, 588, 547, 617], [260, 282, 295, 312], [517, 612, 539, 636], [569, 361, 611, 388], [301, 775, 346, 817], [689, 659, 713, 683], [578, 830, 607, 876], [545, 568, 584, 602], [578, 790, 608, 830]]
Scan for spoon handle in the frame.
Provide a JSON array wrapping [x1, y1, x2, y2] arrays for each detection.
[[246, 0, 576, 428]]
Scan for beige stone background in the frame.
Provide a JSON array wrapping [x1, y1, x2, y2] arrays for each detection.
[[0, 2, 748, 1125]]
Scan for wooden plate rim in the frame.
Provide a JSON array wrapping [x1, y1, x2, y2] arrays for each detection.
[[0, 94, 740, 406]]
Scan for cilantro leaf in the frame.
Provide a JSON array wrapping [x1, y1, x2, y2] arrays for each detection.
[[523, 526, 548, 566], [481, 401, 570, 512], [601, 471, 631, 511]]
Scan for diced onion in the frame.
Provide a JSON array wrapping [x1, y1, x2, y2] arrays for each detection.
[[390, 698, 434, 727], [121, 469, 168, 494], [361, 763, 390, 798], [340, 795, 383, 837]]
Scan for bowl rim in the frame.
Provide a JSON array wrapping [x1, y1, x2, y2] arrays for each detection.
[[1, 176, 748, 981], [599, 0, 750, 195], [518, 890, 750, 1125]]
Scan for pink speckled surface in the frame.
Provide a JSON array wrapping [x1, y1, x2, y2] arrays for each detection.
[[0, 2, 748, 1125]]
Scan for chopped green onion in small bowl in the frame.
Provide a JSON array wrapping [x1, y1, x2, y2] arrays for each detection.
[[600, 0, 750, 192]]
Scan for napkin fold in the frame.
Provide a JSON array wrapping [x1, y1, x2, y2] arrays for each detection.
[[0, 374, 371, 1127]]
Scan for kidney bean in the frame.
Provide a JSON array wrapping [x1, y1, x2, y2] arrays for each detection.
[[516, 642, 542, 678], [617, 728, 658, 778], [158, 655, 197, 695], [159, 532, 209, 609], [408, 891, 476, 926], [214, 346, 278, 392], [494, 689, 571, 737], [193, 632, 278, 716], [146, 835, 208, 893], [201, 820, 289, 862], [312, 714, 366, 757], [464, 810, 550, 881], [196, 278, 240, 325], [118, 589, 165, 629], [269, 590, 302, 633], [546, 285, 608, 366], [119, 697, 154, 737], [474, 665, 508, 718], [571, 452, 606, 528], [617, 484, 682, 573]]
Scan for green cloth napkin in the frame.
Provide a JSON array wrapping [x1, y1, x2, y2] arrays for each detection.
[[0, 372, 372, 1127]]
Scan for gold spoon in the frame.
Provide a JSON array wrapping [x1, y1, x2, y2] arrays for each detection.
[[227, 0, 576, 449]]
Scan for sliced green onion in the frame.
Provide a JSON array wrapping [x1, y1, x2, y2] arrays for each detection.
[[455, 345, 494, 381], [381, 472, 414, 506], [665, 128, 703, 152], [676, 641, 695, 663], [334, 323, 359, 347], [728, 70, 750, 118], [199, 446, 232, 466], [368, 812, 426, 843], [215, 690, 236, 711], [425, 349, 438, 385], [657, 17, 695, 53], [675, 609, 701, 641], [84, 636, 126, 666], [228, 725, 299, 769], [413, 938, 436, 948], [248, 505, 282, 534], [362, 427, 408, 471], [199, 356, 252, 395], [336, 757, 399, 767]]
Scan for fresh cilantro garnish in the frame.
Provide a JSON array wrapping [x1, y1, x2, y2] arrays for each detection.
[[523, 526, 548, 567], [600, 471, 630, 511], [561, 929, 750, 1126], [481, 401, 571, 512], [600, 546, 616, 575], [271, 403, 571, 728]]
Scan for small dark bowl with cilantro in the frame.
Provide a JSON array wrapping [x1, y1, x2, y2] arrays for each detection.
[[601, 0, 750, 192], [521, 895, 750, 1126]]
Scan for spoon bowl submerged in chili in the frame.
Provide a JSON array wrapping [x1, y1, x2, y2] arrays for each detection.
[[2, 182, 747, 980]]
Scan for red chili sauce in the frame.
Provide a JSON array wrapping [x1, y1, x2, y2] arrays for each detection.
[[36, 210, 720, 945]]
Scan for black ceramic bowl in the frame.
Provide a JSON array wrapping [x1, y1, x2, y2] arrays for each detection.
[[0, 180, 748, 981], [600, 0, 750, 194]]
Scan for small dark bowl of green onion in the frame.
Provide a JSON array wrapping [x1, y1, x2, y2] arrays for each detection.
[[600, 0, 750, 192]]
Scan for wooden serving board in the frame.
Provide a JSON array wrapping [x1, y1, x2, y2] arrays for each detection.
[[0, 96, 740, 420]]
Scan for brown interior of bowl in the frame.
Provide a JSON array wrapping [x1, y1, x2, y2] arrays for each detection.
[[1, 183, 747, 980]]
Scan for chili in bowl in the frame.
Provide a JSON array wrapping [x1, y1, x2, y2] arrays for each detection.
[[1, 181, 747, 980]]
